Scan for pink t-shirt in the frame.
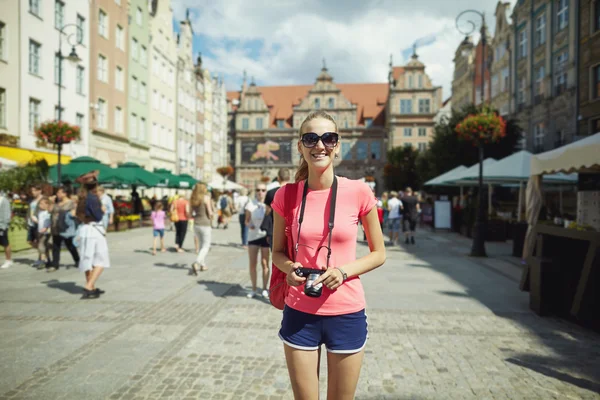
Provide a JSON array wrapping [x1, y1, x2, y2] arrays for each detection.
[[271, 177, 377, 316], [151, 210, 165, 230]]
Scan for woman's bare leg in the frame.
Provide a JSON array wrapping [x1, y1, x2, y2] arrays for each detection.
[[284, 345, 321, 400], [248, 245, 259, 292], [84, 266, 104, 291], [326, 350, 364, 400], [260, 247, 270, 290]]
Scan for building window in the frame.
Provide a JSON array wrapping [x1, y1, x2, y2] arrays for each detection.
[[0, 88, 5, 128], [54, 1, 64, 29], [370, 142, 381, 160], [535, 65, 545, 102], [418, 143, 427, 151], [400, 99, 412, 114], [98, 10, 108, 38], [557, 0, 569, 31], [0, 22, 5, 61], [76, 113, 84, 128], [140, 45, 147, 66], [130, 114, 137, 139], [76, 66, 84, 94], [535, 13, 546, 47], [114, 106, 122, 133], [256, 117, 263, 130], [533, 122, 545, 150], [592, 117, 600, 133], [328, 98, 334, 108], [593, 65, 600, 99], [276, 119, 284, 128], [403, 128, 412, 137], [365, 118, 373, 127], [97, 54, 107, 82], [29, 98, 41, 132], [418, 75, 423, 88], [595, 1, 600, 32], [418, 99, 431, 113], [54, 53, 64, 85], [29, 40, 41, 75], [97, 99, 106, 129], [30, 0, 41, 16], [502, 67, 509, 92], [518, 77, 527, 106], [491, 74, 500, 98], [131, 38, 138, 59], [140, 82, 147, 103], [242, 118, 249, 130], [115, 66, 123, 90], [76, 14, 85, 43], [152, 90, 158, 110], [131, 76, 138, 99], [418, 128, 427, 137], [356, 142, 368, 160], [116, 25, 124, 50], [54, 105, 64, 120], [408, 75, 413, 88], [554, 51, 568, 95], [314, 98, 320, 109], [136, 7, 142, 25], [139, 117, 146, 141], [518, 29, 527, 59]]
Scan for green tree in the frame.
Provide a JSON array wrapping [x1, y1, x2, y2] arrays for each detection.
[[417, 104, 522, 184], [0, 159, 49, 194], [383, 146, 420, 191]]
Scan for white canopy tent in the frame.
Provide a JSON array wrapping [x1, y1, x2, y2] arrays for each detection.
[[424, 165, 468, 186], [208, 178, 245, 191]]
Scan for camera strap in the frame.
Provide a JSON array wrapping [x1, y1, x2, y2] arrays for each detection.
[[295, 175, 338, 269]]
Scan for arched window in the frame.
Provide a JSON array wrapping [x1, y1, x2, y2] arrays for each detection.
[[314, 98, 320, 109], [328, 98, 335, 108]]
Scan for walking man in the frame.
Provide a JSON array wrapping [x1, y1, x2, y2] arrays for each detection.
[[0, 190, 13, 269], [402, 187, 420, 244], [387, 191, 402, 245], [262, 168, 291, 249]]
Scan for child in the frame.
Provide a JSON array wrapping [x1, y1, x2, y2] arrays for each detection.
[[37, 197, 52, 269], [151, 202, 166, 255]]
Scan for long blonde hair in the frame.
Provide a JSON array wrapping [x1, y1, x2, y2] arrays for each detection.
[[190, 183, 208, 207], [295, 110, 338, 182]]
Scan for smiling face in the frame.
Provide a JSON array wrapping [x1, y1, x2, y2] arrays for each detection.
[[255, 184, 267, 202], [297, 117, 340, 173]]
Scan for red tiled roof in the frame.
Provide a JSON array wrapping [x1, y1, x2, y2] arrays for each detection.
[[392, 67, 404, 82], [227, 82, 389, 128]]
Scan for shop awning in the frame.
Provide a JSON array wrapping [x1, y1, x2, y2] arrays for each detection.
[[531, 132, 600, 175], [424, 165, 468, 186], [0, 146, 72, 166]]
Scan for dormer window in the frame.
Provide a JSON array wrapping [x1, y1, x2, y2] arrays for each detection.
[[408, 75, 414, 89], [328, 98, 335, 108], [277, 119, 284, 128], [365, 118, 373, 127], [314, 98, 320, 109], [418, 75, 423, 88]]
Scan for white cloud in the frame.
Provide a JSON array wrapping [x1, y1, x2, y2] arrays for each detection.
[[172, 0, 516, 97]]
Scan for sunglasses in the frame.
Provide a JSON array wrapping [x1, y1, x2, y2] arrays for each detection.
[[301, 132, 339, 148], [256, 188, 267, 192]]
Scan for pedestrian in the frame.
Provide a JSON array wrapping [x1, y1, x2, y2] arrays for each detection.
[[0, 190, 13, 269], [262, 168, 291, 249], [150, 202, 167, 255], [234, 188, 249, 247], [245, 182, 269, 299], [381, 191, 389, 235], [219, 191, 233, 229], [387, 191, 402, 245], [402, 187, 421, 244], [47, 186, 79, 272], [36, 197, 52, 269], [97, 186, 114, 230], [171, 193, 190, 252], [75, 171, 109, 299], [190, 182, 213, 274], [27, 185, 42, 266], [271, 110, 386, 399]]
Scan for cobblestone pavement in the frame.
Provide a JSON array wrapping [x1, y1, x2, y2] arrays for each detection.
[[0, 223, 599, 399]]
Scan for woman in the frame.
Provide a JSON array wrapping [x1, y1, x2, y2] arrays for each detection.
[[271, 110, 385, 399], [235, 188, 250, 247], [48, 186, 79, 272], [75, 171, 109, 299], [171, 194, 190, 252], [245, 183, 269, 299], [190, 183, 214, 274]]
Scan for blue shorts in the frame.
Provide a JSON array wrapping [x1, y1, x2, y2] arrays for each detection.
[[153, 229, 164, 237], [279, 306, 368, 353], [389, 218, 401, 233]]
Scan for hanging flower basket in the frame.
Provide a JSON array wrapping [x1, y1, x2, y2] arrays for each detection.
[[455, 108, 506, 146], [260, 176, 271, 183], [216, 165, 234, 177], [35, 120, 81, 148]]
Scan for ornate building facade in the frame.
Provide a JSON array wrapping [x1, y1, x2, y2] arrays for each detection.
[[227, 57, 441, 192], [451, 36, 476, 110], [490, 2, 513, 117], [578, 0, 600, 136]]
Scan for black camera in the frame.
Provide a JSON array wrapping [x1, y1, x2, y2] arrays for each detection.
[[295, 268, 325, 297]]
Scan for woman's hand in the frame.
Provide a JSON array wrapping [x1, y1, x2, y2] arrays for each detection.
[[314, 267, 344, 290], [286, 263, 306, 287]]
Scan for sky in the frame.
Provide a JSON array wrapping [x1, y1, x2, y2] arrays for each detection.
[[171, 0, 517, 98]]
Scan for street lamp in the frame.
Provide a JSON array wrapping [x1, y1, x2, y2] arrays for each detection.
[[456, 9, 488, 257], [56, 23, 83, 186]]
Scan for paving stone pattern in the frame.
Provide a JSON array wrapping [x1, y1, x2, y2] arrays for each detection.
[[0, 224, 599, 399]]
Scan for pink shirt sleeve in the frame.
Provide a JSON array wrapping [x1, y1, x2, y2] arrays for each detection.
[[357, 182, 377, 217], [271, 185, 286, 217]]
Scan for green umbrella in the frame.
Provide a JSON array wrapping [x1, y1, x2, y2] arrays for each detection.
[[153, 168, 185, 188], [177, 173, 198, 189], [111, 162, 162, 187], [48, 156, 121, 184]]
